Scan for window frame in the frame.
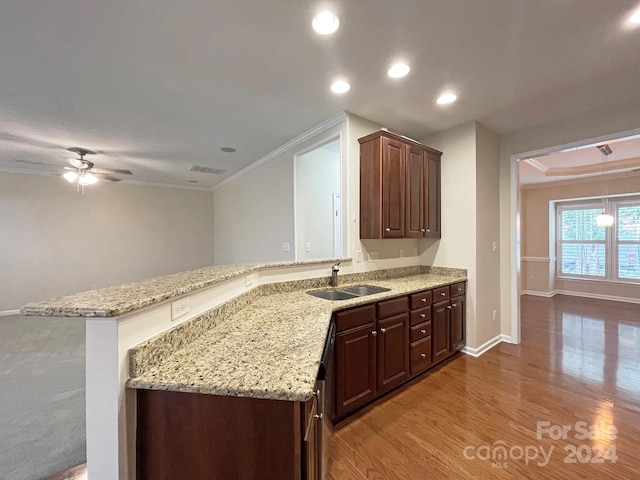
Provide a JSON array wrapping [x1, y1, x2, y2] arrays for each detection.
[[556, 196, 640, 284]]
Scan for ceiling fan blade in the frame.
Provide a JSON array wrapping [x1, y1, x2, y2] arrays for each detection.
[[96, 174, 122, 182], [92, 167, 133, 175]]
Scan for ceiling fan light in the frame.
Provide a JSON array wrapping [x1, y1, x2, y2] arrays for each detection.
[[596, 212, 614, 227], [63, 171, 78, 183], [78, 172, 98, 185]]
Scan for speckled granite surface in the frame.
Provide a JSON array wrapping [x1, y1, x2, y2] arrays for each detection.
[[127, 268, 467, 402], [20, 258, 346, 317]]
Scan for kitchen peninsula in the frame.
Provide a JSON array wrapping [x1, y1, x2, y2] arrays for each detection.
[[22, 259, 466, 480]]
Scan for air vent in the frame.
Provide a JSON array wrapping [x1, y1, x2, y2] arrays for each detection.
[[188, 164, 227, 175]]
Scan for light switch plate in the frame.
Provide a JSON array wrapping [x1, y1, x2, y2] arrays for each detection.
[[171, 297, 190, 321], [355, 250, 363, 262]]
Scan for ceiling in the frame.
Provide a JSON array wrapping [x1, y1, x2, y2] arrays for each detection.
[[520, 135, 640, 185], [2, 1, 640, 189]]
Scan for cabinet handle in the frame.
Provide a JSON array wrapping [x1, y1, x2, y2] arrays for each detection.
[[447, 305, 452, 310], [312, 389, 320, 397], [420, 329, 426, 334], [420, 313, 426, 318], [451, 303, 457, 307], [426, 229, 431, 232], [421, 298, 427, 303], [314, 413, 324, 420], [385, 227, 391, 232], [380, 328, 386, 333], [421, 228, 426, 232], [440, 292, 446, 296], [371, 330, 378, 336], [457, 288, 462, 291], [420, 353, 426, 358]]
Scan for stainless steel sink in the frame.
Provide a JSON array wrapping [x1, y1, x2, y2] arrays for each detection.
[[308, 284, 391, 301], [308, 289, 359, 301], [338, 285, 391, 296]]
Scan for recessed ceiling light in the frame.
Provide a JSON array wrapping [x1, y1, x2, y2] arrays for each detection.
[[220, 147, 236, 153], [312, 11, 340, 35], [330, 80, 350, 94], [436, 92, 458, 105], [388, 63, 411, 78], [630, 9, 640, 24]]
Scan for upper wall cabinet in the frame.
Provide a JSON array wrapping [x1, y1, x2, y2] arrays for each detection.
[[359, 131, 441, 239]]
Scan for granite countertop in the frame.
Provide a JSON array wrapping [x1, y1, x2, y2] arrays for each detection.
[[127, 270, 467, 402], [20, 258, 345, 317]]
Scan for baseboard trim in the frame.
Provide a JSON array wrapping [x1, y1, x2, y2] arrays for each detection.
[[0, 309, 20, 317], [554, 290, 640, 305], [499, 334, 515, 344], [462, 334, 503, 357], [521, 289, 640, 305], [520, 290, 556, 297]]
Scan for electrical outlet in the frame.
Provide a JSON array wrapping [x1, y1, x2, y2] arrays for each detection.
[[282, 242, 290, 252], [400, 249, 405, 257], [171, 297, 190, 321], [492, 241, 497, 252], [369, 250, 379, 260], [355, 250, 363, 262], [529, 275, 534, 282], [305, 242, 312, 252], [492, 309, 497, 322]]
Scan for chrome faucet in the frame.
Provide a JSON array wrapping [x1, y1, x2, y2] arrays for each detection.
[[330, 261, 341, 287]]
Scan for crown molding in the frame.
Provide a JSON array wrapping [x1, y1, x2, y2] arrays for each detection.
[[212, 111, 348, 192]]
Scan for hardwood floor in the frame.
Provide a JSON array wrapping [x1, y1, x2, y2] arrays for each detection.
[[326, 294, 640, 479]]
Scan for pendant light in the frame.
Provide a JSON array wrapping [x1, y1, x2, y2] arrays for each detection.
[[595, 144, 614, 228]]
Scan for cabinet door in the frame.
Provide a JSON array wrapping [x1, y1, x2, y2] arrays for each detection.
[[377, 313, 410, 394], [405, 145, 425, 238], [425, 153, 441, 238], [381, 136, 405, 238], [335, 323, 377, 418], [432, 300, 451, 364], [450, 295, 465, 352]]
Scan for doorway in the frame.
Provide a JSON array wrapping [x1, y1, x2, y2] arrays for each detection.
[[294, 137, 342, 260]]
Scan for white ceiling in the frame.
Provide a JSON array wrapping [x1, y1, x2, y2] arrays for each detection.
[[2, 1, 640, 189], [520, 135, 640, 185]]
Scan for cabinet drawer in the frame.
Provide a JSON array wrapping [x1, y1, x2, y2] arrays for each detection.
[[433, 286, 450, 302], [335, 304, 376, 332], [450, 282, 465, 297], [377, 296, 409, 319], [410, 290, 432, 309], [410, 321, 431, 342], [410, 306, 431, 326], [410, 336, 432, 375]]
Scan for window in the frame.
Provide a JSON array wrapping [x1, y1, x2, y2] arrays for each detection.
[[557, 198, 640, 282]]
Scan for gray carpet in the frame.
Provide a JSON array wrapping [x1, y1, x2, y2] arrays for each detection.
[[0, 315, 85, 480]]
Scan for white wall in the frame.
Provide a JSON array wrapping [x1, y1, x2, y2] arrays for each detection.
[[0, 172, 214, 311], [421, 122, 479, 346], [213, 122, 347, 264], [475, 123, 501, 346], [499, 96, 640, 337]]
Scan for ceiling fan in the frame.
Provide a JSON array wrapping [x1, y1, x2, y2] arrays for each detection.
[[63, 147, 133, 192]]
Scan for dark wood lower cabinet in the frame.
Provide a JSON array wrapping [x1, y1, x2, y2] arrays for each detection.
[[335, 323, 377, 418], [450, 295, 465, 352], [432, 300, 452, 364], [136, 389, 317, 480], [377, 313, 409, 393]]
